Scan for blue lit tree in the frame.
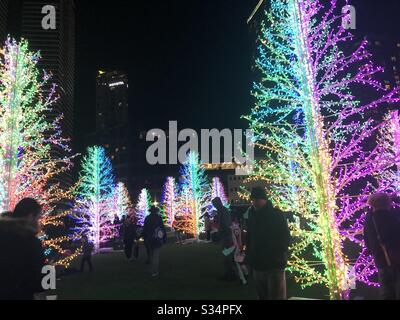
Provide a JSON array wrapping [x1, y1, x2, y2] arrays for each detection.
[[135, 188, 151, 226], [178, 151, 210, 241]]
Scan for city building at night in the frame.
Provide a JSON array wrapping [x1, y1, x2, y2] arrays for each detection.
[[95, 70, 131, 186], [0, 0, 8, 42]]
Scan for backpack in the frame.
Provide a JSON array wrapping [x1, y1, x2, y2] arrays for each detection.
[[152, 226, 165, 247]]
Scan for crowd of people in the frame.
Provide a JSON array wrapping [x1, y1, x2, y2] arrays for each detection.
[[1, 187, 400, 300]]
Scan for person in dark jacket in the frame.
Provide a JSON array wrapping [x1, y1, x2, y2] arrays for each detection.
[[212, 197, 235, 281], [80, 235, 94, 272], [364, 193, 400, 300], [245, 187, 290, 300], [142, 206, 167, 277], [0, 198, 45, 300], [123, 216, 137, 261]]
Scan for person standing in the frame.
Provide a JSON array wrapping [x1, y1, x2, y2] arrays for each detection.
[[212, 197, 235, 281], [0, 198, 45, 300], [204, 212, 212, 242], [245, 187, 290, 300], [80, 235, 94, 272], [142, 206, 167, 277], [123, 216, 137, 261], [364, 193, 400, 300]]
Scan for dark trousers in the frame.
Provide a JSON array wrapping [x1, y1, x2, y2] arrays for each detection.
[[148, 246, 161, 274], [175, 230, 183, 243], [145, 242, 151, 263], [80, 255, 93, 272], [223, 251, 236, 277], [124, 239, 134, 259], [378, 266, 400, 300], [206, 230, 211, 241], [221, 239, 235, 278], [253, 270, 286, 300]]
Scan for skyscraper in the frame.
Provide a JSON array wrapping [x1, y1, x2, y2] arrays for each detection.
[[96, 70, 131, 186], [5, 0, 76, 188], [0, 0, 8, 43]]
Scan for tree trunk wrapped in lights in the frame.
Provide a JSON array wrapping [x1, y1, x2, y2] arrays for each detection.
[[0, 38, 79, 266], [72, 146, 115, 253], [243, 0, 400, 299]]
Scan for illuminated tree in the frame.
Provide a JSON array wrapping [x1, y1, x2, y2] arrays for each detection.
[[112, 182, 133, 219], [0, 38, 79, 266], [161, 177, 177, 227], [211, 177, 228, 207], [174, 185, 193, 236], [72, 146, 115, 253], [178, 151, 210, 241], [378, 110, 400, 194], [135, 188, 151, 227], [243, 0, 399, 299]]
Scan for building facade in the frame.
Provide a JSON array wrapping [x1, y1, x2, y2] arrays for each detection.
[[95, 70, 131, 186], [0, 0, 9, 43]]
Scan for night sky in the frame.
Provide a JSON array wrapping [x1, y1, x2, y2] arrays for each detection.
[[74, 0, 256, 149], [74, 0, 400, 152]]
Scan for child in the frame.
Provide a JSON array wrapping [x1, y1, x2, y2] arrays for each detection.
[[80, 235, 94, 272], [231, 222, 249, 285]]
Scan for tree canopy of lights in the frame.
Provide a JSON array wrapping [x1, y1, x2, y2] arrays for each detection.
[[161, 177, 177, 227], [177, 151, 210, 241], [135, 188, 151, 227], [242, 0, 400, 299], [112, 182, 133, 220], [211, 177, 228, 207], [0, 38, 79, 266], [72, 146, 115, 253]]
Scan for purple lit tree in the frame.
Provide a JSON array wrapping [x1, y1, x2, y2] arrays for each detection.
[[211, 177, 228, 207], [243, 0, 400, 299], [378, 110, 400, 194]]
